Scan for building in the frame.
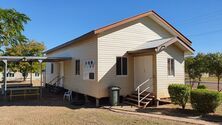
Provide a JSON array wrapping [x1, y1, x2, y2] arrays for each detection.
[[44, 10, 194, 106]]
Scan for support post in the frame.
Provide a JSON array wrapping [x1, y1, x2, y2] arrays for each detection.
[[38, 60, 43, 87], [38, 60, 43, 98], [155, 98, 160, 107], [30, 61, 33, 86], [96, 98, 100, 107], [84, 94, 90, 104], [3, 60, 7, 96]]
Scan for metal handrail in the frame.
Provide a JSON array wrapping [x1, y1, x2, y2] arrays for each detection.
[[135, 78, 150, 91], [53, 76, 64, 86], [136, 78, 152, 107], [48, 75, 60, 85]]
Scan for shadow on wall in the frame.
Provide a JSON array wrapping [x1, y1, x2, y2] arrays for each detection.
[[98, 53, 134, 98], [99, 17, 171, 40], [165, 44, 184, 64]]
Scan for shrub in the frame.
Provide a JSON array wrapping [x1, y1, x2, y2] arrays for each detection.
[[191, 89, 222, 113], [197, 85, 206, 89], [168, 84, 190, 109]]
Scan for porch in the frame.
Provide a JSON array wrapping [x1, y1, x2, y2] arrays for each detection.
[[123, 37, 194, 108], [0, 56, 72, 98]]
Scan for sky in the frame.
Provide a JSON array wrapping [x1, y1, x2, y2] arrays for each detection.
[[1, 0, 222, 53]]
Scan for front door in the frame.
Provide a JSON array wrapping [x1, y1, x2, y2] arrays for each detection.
[[134, 55, 153, 92]]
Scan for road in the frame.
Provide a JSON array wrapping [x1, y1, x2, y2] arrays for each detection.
[[186, 81, 222, 91]]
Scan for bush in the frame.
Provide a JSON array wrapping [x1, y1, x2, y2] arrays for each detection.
[[197, 85, 206, 89], [191, 89, 222, 113], [168, 84, 190, 109]]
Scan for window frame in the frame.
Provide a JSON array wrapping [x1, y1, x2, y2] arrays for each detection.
[[116, 57, 128, 76], [7, 72, 15, 77], [51, 63, 54, 74], [167, 58, 175, 76], [35, 72, 40, 77], [75, 59, 80, 75]]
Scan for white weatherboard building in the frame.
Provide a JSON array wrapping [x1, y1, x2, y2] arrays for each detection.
[[44, 10, 194, 106], [0, 72, 40, 81]]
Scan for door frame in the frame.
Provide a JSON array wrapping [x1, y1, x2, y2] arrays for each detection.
[[133, 55, 154, 93]]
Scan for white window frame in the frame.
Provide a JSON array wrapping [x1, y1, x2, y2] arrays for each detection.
[[7, 72, 15, 77], [35, 72, 40, 77], [167, 58, 175, 76], [75, 59, 80, 75], [116, 56, 128, 76], [51, 63, 54, 74]]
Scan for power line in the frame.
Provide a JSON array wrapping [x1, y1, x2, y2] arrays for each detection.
[[176, 9, 222, 24], [187, 28, 222, 38]]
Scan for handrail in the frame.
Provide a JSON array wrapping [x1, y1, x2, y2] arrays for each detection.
[[136, 77, 152, 107], [53, 76, 64, 86], [48, 75, 60, 85], [135, 78, 151, 91], [139, 87, 150, 95]]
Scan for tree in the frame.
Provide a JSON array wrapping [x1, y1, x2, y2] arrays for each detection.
[[185, 56, 195, 86], [0, 8, 30, 51], [193, 53, 207, 86], [4, 40, 45, 81], [185, 53, 207, 87], [206, 53, 222, 91]]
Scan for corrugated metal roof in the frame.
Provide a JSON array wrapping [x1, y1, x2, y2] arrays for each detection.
[[130, 37, 174, 51]]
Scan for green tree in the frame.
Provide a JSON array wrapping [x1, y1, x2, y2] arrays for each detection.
[[193, 53, 207, 86], [206, 53, 222, 91], [185, 56, 195, 86], [185, 53, 207, 87], [4, 40, 45, 81], [0, 8, 30, 51]]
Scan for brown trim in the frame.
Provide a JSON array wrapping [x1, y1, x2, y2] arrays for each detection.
[[151, 11, 192, 44], [45, 10, 193, 54], [155, 37, 194, 53], [95, 11, 153, 34], [152, 54, 157, 98], [44, 31, 96, 54], [127, 48, 156, 54]]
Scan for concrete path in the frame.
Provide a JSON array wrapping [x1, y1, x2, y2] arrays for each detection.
[[102, 106, 221, 125]]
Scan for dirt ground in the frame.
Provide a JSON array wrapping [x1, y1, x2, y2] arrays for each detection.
[[0, 89, 195, 125], [0, 106, 196, 125]]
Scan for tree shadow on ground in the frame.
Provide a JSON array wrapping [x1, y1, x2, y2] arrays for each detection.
[[136, 107, 222, 123], [0, 88, 99, 110]]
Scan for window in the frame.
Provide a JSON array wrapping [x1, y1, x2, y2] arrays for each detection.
[[7, 72, 14, 77], [75, 60, 80, 75], [89, 72, 94, 79], [116, 57, 127, 75], [51, 63, 54, 74], [35, 72, 40, 77], [168, 58, 175, 76]]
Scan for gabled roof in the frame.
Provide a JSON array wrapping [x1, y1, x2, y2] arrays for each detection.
[[128, 37, 194, 55], [45, 10, 192, 54]]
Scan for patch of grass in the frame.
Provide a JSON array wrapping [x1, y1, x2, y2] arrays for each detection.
[[186, 76, 222, 83], [201, 77, 222, 83], [0, 106, 193, 125], [137, 103, 222, 123]]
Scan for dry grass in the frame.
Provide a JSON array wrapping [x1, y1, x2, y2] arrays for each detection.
[[0, 89, 193, 125], [137, 103, 222, 123], [0, 105, 197, 125]]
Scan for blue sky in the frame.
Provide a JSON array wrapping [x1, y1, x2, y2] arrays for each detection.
[[1, 0, 222, 53]]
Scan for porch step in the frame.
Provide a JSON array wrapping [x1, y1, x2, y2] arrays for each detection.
[[123, 91, 155, 108]]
